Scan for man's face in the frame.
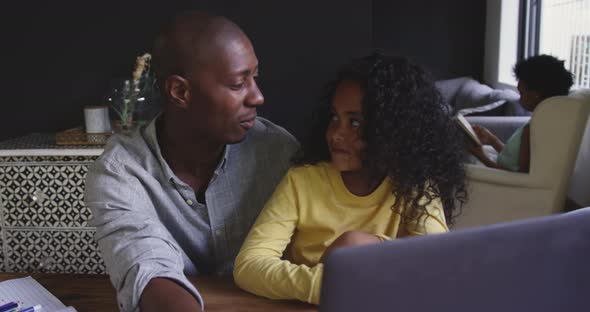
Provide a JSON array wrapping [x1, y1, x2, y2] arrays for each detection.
[[325, 80, 367, 172], [186, 35, 264, 144]]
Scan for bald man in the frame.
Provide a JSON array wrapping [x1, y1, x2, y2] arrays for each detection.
[[85, 12, 298, 311]]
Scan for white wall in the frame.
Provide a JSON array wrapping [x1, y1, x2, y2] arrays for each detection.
[[484, 0, 519, 89]]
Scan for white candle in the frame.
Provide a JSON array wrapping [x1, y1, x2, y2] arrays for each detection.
[[84, 106, 112, 134]]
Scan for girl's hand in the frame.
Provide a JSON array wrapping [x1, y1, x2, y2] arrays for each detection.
[[466, 140, 486, 158], [472, 125, 495, 145], [319, 230, 381, 263]]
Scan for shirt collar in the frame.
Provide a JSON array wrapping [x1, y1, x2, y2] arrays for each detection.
[[142, 114, 231, 184]]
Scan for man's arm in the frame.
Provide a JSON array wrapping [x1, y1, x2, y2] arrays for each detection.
[[85, 159, 203, 312], [140, 278, 201, 311]]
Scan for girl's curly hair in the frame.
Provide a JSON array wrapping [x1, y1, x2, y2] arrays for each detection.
[[293, 52, 467, 225]]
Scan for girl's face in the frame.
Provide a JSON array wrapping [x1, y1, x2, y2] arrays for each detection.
[[517, 80, 543, 111], [326, 80, 368, 172]]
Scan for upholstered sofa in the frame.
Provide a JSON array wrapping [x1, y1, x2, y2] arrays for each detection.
[[435, 76, 530, 117]]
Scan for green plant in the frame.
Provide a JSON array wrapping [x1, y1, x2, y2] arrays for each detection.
[[110, 53, 157, 132]]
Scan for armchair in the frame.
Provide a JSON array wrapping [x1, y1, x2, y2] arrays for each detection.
[[464, 116, 530, 142], [453, 90, 590, 229]]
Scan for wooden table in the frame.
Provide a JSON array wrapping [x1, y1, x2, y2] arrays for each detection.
[[0, 273, 317, 312]]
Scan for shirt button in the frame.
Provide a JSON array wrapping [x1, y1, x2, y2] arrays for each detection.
[[186, 199, 193, 205], [215, 229, 223, 236]]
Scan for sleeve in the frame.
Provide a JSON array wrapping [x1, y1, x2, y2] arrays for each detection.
[[403, 197, 450, 236], [85, 159, 203, 312], [374, 233, 392, 241], [233, 170, 323, 305]]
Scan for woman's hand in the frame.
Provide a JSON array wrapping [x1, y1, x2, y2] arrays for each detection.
[[319, 230, 382, 263]]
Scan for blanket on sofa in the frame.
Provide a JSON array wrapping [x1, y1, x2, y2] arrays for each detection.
[[436, 77, 530, 117]]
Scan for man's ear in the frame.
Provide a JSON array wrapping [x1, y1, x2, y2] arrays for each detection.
[[165, 75, 191, 108]]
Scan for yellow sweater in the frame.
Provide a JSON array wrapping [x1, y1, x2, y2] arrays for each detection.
[[233, 162, 448, 304]]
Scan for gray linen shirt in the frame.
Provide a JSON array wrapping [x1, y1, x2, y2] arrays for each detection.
[[85, 116, 298, 312]]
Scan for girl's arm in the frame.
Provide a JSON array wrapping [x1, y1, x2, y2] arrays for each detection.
[[468, 144, 504, 169], [233, 173, 323, 305], [402, 197, 449, 236], [319, 230, 382, 263], [518, 124, 531, 173], [467, 126, 504, 169], [473, 125, 504, 152]]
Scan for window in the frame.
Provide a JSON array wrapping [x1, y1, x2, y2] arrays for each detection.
[[523, 0, 590, 88], [485, 0, 590, 89], [484, 0, 520, 88]]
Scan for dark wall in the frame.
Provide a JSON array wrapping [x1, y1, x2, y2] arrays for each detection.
[[372, 0, 486, 80], [205, 1, 373, 140], [1, 1, 186, 141], [1, 0, 485, 142], [0, 0, 372, 142]]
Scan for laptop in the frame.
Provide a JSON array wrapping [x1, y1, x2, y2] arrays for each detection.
[[320, 209, 590, 312]]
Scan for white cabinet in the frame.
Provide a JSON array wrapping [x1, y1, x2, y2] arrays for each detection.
[[0, 134, 106, 274]]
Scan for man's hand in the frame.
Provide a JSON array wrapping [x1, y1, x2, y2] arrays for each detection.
[[320, 231, 382, 263], [140, 278, 201, 312]]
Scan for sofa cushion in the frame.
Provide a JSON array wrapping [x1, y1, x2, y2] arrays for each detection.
[[504, 97, 531, 116], [457, 99, 507, 116], [435, 76, 473, 108], [436, 77, 530, 116], [456, 79, 515, 109]]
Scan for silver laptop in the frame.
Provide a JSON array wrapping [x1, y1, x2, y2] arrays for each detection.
[[320, 209, 590, 312]]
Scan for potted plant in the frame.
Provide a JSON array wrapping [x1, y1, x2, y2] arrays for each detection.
[[107, 53, 160, 134]]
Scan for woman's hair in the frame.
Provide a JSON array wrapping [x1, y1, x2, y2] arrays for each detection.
[[513, 54, 574, 99], [293, 52, 467, 225]]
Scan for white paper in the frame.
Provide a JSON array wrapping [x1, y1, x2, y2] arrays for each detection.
[[0, 276, 77, 312]]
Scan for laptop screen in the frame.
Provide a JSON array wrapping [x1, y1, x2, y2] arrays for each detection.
[[320, 209, 590, 312]]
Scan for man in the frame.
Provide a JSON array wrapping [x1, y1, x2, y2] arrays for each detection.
[[85, 11, 298, 311]]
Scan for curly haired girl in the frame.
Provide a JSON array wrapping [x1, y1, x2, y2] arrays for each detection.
[[233, 52, 468, 304]]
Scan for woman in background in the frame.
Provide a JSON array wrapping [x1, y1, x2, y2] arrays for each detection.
[[468, 54, 574, 172], [233, 53, 467, 304]]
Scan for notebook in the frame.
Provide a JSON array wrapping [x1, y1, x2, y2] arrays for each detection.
[[0, 277, 77, 312], [455, 113, 482, 146]]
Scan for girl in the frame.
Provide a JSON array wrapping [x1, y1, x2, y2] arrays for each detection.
[[468, 54, 574, 172], [233, 53, 467, 304]]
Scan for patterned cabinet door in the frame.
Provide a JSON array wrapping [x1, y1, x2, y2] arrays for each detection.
[[0, 155, 106, 274]]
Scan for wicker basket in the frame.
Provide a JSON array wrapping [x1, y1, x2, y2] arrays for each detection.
[[55, 128, 113, 145]]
